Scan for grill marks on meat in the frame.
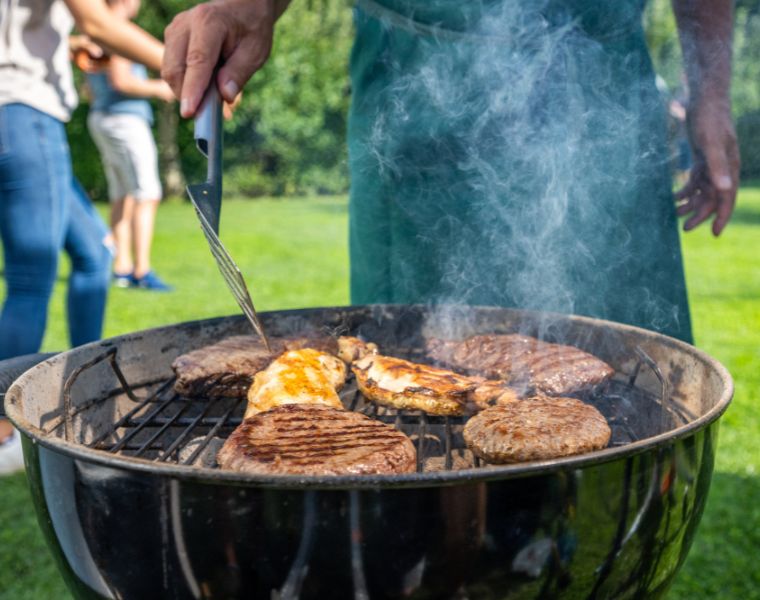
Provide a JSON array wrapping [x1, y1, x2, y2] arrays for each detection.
[[352, 355, 519, 416], [172, 335, 338, 398], [463, 395, 611, 464], [426, 334, 614, 396], [245, 349, 347, 419], [217, 405, 417, 475]]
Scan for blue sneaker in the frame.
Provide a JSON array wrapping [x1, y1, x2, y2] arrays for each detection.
[[132, 271, 173, 292], [113, 272, 133, 288]]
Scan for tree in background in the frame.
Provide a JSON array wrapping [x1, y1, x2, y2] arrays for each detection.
[[69, 0, 353, 200], [69, 0, 759, 201]]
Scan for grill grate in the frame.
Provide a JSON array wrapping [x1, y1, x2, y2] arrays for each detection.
[[51, 346, 690, 472]]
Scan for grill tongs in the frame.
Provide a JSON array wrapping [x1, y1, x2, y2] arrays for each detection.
[[187, 86, 271, 351]]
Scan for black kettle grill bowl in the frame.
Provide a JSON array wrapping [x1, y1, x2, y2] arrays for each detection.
[[4, 305, 732, 599]]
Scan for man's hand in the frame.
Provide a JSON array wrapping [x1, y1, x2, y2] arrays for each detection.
[[162, 0, 276, 118], [672, 0, 737, 236], [676, 94, 739, 236]]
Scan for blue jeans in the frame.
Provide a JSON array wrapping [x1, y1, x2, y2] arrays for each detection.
[[0, 104, 111, 359]]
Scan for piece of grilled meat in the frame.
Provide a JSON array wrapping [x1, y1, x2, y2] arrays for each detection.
[[352, 354, 519, 416], [463, 395, 611, 464], [172, 334, 339, 398], [217, 404, 417, 475], [426, 334, 614, 396], [244, 348, 347, 418], [337, 335, 378, 363]]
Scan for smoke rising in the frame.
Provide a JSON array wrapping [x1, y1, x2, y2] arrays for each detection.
[[356, 1, 687, 340]]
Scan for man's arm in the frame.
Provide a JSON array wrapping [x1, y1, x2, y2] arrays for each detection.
[[63, 0, 163, 72], [162, 0, 292, 118], [672, 0, 739, 236]]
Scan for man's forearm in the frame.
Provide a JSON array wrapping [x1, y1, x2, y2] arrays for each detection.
[[672, 0, 733, 103]]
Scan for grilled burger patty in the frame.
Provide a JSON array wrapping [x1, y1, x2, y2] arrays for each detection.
[[352, 354, 519, 416], [426, 334, 614, 396], [172, 335, 339, 398], [463, 396, 611, 464], [245, 348, 347, 418], [217, 404, 417, 475]]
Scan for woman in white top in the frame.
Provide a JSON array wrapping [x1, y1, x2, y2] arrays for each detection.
[[0, 0, 166, 473]]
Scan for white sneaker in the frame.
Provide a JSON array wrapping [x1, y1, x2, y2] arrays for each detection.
[[0, 428, 25, 475]]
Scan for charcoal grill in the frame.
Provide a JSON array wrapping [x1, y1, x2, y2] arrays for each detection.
[[4, 305, 732, 599]]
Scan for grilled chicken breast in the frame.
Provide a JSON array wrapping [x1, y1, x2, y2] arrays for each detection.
[[352, 354, 519, 416], [172, 334, 338, 398], [217, 404, 417, 475], [337, 336, 378, 363], [463, 395, 611, 464], [427, 334, 614, 396], [244, 348, 347, 418]]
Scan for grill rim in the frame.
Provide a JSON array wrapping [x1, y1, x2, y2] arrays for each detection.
[[5, 305, 734, 489]]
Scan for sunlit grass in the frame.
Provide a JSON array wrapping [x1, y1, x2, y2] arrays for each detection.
[[1, 190, 758, 599]]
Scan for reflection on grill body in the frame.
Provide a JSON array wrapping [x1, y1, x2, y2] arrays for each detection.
[[52, 345, 693, 472]]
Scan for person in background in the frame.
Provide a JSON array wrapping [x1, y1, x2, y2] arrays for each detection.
[[86, 0, 175, 291], [0, 0, 165, 474]]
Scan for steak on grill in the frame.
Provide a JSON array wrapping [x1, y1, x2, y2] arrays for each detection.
[[172, 334, 338, 398], [463, 395, 611, 464], [244, 348, 347, 418], [426, 334, 614, 396], [217, 404, 417, 475], [352, 354, 520, 416]]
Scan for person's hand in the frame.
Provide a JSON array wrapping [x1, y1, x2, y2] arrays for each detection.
[[162, 0, 275, 118], [223, 93, 243, 120], [155, 80, 177, 103], [676, 94, 739, 236], [69, 35, 109, 73]]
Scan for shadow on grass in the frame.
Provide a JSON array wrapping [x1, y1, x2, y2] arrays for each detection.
[[669, 470, 760, 598]]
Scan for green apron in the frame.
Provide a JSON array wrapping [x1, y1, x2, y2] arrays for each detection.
[[348, 0, 692, 343]]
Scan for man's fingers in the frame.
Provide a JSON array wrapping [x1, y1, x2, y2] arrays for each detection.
[[676, 196, 696, 217], [674, 178, 698, 201], [710, 135, 740, 236], [683, 195, 716, 232], [162, 14, 190, 101], [703, 137, 733, 193], [217, 33, 272, 103], [712, 194, 735, 236], [180, 6, 227, 117]]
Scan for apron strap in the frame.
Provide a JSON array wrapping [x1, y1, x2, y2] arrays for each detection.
[[355, 0, 518, 44]]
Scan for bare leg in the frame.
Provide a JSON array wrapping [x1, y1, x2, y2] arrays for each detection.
[[132, 199, 159, 279], [111, 196, 136, 275]]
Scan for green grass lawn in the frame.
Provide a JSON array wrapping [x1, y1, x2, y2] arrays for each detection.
[[1, 191, 758, 599]]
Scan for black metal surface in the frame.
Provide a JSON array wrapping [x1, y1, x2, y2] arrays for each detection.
[[20, 424, 718, 599], [3, 305, 733, 599]]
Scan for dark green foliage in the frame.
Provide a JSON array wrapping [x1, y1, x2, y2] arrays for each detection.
[[737, 112, 760, 179], [66, 0, 353, 199], [225, 0, 354, 196]]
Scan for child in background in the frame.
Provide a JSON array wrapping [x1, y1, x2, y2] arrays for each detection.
[[86, 0, 175, 291]]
